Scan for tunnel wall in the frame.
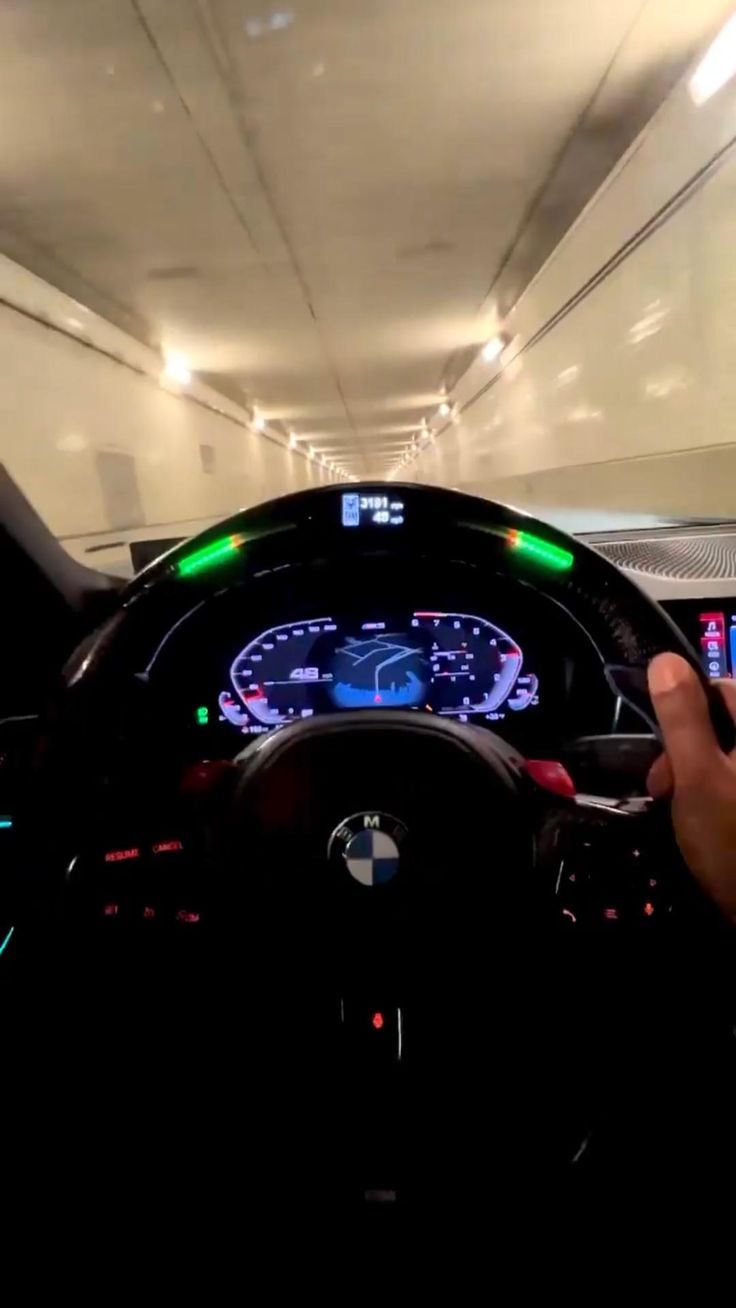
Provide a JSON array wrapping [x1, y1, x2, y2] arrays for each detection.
[[0, 252, 328, 569], [404, 54, 736, 527]]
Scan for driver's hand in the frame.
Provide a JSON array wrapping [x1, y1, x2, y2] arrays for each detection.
[[648, 652, 736, 923]]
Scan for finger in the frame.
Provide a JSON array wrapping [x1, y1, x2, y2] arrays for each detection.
[[713, 678, 736, 726], [647, 751, 673, 799], [648, 653, 719, 785]]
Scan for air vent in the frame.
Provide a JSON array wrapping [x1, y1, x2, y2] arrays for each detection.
[[595, 532, 736, 581]]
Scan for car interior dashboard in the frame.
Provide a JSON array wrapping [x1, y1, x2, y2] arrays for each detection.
[[149, 555, 613, 765], [110, 499, 736, 772], [2, 479, 736, 1209], [3, 483, 734, 945]]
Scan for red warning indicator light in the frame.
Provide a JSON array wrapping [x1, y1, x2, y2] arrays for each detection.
[[102, 903, 119, 917], [371, 1011, 385, 1030], [643, 901, 655, 917], [152, 839, 183, 855], [142, 906, 156, 920]]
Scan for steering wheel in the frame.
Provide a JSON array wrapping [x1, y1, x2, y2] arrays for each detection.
[[11, 485, 736, 1206]]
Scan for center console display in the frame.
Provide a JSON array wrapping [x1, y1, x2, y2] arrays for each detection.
[[663, 600, 736, 681], [698, 610, 732, 680]]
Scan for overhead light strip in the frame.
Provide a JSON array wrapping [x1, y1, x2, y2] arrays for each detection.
[[690, 13, 736, 105]]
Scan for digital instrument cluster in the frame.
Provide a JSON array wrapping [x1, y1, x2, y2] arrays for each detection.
[[214, 610, 540, 736]]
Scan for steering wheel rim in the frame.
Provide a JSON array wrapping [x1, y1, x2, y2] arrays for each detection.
[[63, 484, 734, 754]]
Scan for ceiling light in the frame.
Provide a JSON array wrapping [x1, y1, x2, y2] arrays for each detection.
[[481, 335, 504, 363], [163, 353, 192, 385], [690, 13, 736, 105], [308, 446, 315, 460], [438, 401, 452, 418], [289, 433, 298, 449], [252, 413, 265, 432]]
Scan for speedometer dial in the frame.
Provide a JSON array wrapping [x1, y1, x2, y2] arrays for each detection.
[[227, 611, 537, 732], [230, 618, 338, 725]]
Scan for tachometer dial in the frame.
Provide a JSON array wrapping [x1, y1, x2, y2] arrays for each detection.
[[411, 611, 523, 718]]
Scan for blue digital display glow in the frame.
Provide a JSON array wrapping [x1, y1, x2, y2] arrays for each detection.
[[224, 610, 540, 734], [341, 493, 405, 528]]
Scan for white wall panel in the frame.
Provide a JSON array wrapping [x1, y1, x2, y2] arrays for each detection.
[[406, 61, 736, 526], [0, 251, 330, 567]]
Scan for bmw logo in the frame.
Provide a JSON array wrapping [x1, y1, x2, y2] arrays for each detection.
[[328, 812, 408, 887]]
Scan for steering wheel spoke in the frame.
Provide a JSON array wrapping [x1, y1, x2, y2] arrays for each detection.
[[533, 774, 700, 933]]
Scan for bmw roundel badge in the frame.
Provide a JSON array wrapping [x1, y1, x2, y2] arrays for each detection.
[[328, 811, 408, 886]]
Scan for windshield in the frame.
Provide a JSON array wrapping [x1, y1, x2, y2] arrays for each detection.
[[2, 1, 736, 575]]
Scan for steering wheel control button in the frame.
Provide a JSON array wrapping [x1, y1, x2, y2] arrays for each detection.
[[328, 812, 407, 886], [175, 908, 201, 925], [554, 817, 669, 929]]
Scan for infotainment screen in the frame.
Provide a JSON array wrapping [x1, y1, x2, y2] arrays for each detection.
[[698, 610, 733, 680]]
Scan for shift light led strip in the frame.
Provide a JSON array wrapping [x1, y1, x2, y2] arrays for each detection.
[[506, 529, 574, 572], [176, 534, 245, 577], [174, 520, 573, 577]]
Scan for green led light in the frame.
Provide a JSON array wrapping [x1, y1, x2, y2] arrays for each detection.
[[508, 529, 574, 572], [176, 534, 243, 578], [0, 925, 14, 958], [195, 706, 209, 726]]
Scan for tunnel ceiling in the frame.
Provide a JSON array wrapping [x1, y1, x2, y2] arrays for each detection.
[[0, 0, 731, 473]]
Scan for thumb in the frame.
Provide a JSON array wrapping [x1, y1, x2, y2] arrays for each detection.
[[648, 653, 720, 786]]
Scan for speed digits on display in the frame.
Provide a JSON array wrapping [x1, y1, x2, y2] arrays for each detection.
[[341, 493, 405, 528]]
